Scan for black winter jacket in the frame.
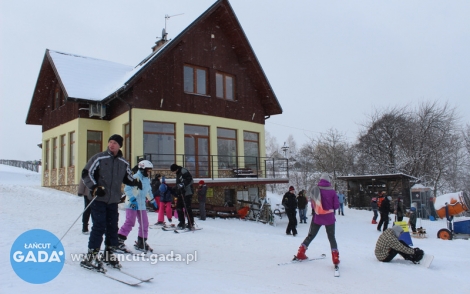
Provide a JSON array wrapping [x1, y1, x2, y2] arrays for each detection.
[[282, 192, 298, 212]]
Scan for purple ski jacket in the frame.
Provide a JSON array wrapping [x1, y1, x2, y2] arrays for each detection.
[[310, 179, 340, 226]]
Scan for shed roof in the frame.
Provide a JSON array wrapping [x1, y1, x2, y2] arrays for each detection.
[[337, 173, 418, 181]]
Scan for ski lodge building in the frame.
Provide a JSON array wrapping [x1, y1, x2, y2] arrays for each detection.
[[25, 0, 288, 207]]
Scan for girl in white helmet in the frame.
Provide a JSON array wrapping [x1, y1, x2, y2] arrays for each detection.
[[117, 160, 156, 253]]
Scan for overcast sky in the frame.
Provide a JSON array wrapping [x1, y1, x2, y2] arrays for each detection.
[[1, 0, 469, 160]]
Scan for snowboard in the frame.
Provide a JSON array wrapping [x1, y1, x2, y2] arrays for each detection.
[[418, 254, 434, 268]]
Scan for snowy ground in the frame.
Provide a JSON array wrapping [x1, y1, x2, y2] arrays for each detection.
[[0, 164, 468, 294]]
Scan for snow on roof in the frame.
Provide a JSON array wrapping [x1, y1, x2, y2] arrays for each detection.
[[48, 50, 134, 101], [47, 0, 220, 102]]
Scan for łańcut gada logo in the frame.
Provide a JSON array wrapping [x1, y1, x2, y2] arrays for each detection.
[[10, 229, 65, 284]]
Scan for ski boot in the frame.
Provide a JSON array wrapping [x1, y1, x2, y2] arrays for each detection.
[[115, 234, 130, 253], [331, 249, 340, 265], [103, 246, 122, 269], [371, 219, 377, 224], [80, 248, 105, 272], [134, 236, 153, 253], [294, 244, 308, 260]]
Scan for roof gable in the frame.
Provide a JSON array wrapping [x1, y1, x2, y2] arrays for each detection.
[[26, 0, 282, 125]]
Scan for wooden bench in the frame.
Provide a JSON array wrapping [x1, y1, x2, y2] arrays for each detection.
[[233, 168, 257, 178], [213, 206, 240, 219]]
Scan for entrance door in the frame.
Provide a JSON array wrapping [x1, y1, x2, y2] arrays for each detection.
[[184, 125, 210, 178]]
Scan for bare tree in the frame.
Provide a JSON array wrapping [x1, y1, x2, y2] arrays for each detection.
[[355, 106, 411, 174], [308, 128, 353, 190]]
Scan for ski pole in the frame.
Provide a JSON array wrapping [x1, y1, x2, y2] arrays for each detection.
[[54, 195, 98, 248]]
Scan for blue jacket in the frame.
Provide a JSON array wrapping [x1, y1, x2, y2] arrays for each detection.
[[124, 170, 152, 211], [159, 182, 173, 202], [337, 192, 345, 204]]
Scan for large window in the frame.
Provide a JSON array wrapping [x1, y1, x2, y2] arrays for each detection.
[[184, 125, 210, 177], [217, 128, 237, 169], [69, 132, 75, 166], [45, 140, 50, 171], [216, 72, 235, 100], [52, 137, 58, 169], [143, 122, 175, 168], [87, 131, 102, 161], [60, 134, 66, 168], [243, 131, 259, 170], [184, 65, 207, 95]]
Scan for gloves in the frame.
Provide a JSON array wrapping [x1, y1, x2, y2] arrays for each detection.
[[93, 186, 106, 197], [129, 197, 138, 210], [177, 183, 184, 189], [412, 248, 424, 262], [134, 178, 142, 190], [150, 199, 158, 209]]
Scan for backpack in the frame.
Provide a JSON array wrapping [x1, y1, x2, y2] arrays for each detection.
[[377, 196, 384, 208], [151, 178, 160, 196]]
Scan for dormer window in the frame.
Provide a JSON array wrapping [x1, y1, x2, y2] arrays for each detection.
[[184, 64, 208, 95], [53, 83, 65, 110]]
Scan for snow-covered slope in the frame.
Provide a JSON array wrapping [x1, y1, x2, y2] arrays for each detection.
[[0, 164, 468, 293]]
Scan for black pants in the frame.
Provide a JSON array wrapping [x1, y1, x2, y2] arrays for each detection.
[[377, 212, 389, 231], [382, 240, 414, 262], [286, 210, 298, 235], [82, 197, 92, 231], [177, 195, 194, 227], [88, 201, 119, 249], [302, 222, 338, 250], [199, 201, 206, 220]]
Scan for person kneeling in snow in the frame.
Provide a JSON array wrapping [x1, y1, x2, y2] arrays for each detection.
[[375, 225, 424, 263]]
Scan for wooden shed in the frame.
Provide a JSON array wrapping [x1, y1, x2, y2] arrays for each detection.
[[337, 173, 417, 209]]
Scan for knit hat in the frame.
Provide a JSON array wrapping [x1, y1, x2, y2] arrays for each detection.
[[108, 134, 123, 147], [170, 164, 179, 172], [371, 197, 377, 202], [387, 196, 392, 201], [410, 207, 416, 212], [289, 186, 295, 191], [199, 180, 205, 185], [320, 173, 330, 182], [391, 225, 404, 238]]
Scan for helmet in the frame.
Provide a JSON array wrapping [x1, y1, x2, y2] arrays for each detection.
[[138, 160, 153, 169]]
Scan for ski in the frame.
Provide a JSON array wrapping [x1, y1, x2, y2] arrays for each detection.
[[278, 254, 326, 266], [334, 265, 340, 277], [162, 226, 178, 232], [80, 264, 143, 286], [174, 227, 203, 233], [106, 264, 153, 282], [150, 223, 175, 229]]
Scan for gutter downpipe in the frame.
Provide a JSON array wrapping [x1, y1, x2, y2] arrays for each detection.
[[116, 93, 133, 166]]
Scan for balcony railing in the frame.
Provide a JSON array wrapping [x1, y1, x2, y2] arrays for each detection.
[[138, 154, 289, 180]]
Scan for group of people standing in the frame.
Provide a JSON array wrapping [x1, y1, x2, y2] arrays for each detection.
[[371, 191, 406, 232], [78, 134, 206, 271]]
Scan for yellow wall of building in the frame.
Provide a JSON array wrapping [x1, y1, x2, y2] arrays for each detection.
[[41, 109, 266, 187]]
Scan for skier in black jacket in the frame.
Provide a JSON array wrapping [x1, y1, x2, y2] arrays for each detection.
[[282, 186, 298, 236], [171, 163, 195, 229], [377, 195, 393, 232]]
